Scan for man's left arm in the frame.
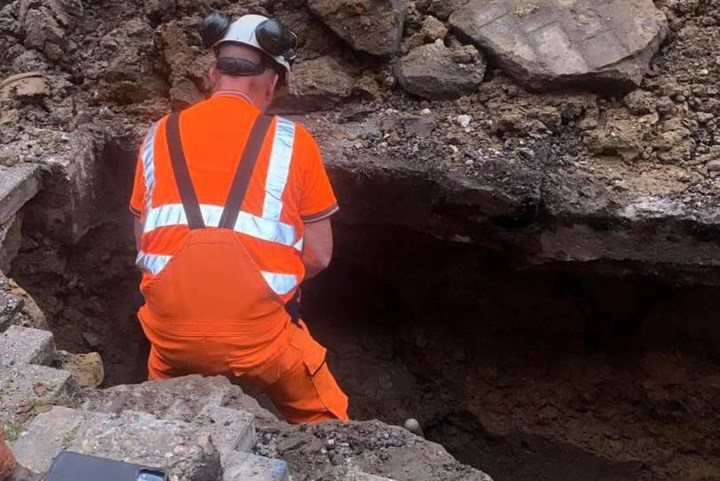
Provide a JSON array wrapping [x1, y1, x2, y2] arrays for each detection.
[[296, 125, 339, 279]]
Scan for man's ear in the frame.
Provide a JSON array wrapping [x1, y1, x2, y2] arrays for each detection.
[[209, 65, 218, 86], [266, 73, 279, 101]]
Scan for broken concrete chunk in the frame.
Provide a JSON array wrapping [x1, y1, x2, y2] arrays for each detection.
[[420, 15, 447, 42], [0, 163, 41, 226], [449, 0, 668, 91], [13, 407, 223, 481], [308, 0, 407, 56], [56, 351, 105, 388], [0, 215, 22, 273], [396, 40, 486, 100], [223, 452, 290, 481], [0, 72, 49, 101], [272, 56, 355, 113], [0, 326, 55, 366]]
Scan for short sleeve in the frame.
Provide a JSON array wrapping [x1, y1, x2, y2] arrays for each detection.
[[295, 125, 339, 223], [129, 149, 145, 216]]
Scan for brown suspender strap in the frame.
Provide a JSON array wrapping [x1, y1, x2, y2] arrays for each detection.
[[219, 114, 275, 229], [166, 112, 205, 230], [164, 112, 275, 231]]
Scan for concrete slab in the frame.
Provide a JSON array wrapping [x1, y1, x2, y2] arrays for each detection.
[[83, 375, 276, 423], [0, 214, 22, 273], [0, 365, 73, 424], [195, 405, 257, 457], [0, 325, 55, 366], [0, 163, 41, 225], [12, 407, 103, 473], [223, 452, 290, 481], [13, 407, 223, 481]]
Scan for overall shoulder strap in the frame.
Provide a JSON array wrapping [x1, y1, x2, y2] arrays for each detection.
[[166, 112, 205, 230], [219, 114, 275, 229]]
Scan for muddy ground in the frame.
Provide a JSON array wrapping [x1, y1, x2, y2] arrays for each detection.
[[10, 217, 720, 481]]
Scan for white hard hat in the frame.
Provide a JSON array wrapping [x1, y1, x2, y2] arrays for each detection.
[[213, 14, 295, 75]]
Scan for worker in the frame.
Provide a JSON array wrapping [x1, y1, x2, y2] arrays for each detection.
[[0, 431, 38, 481], [129, 12, 349, 424]]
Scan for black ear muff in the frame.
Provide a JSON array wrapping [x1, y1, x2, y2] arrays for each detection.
[[201, 11, 231, 48], [256, 18, 298, 61]]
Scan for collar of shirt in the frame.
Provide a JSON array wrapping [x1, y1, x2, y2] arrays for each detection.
[[212, 90, 255, 106]]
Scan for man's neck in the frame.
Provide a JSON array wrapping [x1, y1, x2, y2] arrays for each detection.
[[212, 89, 256, 106]]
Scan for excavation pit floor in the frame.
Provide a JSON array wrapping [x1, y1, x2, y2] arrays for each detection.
[[10, 220, 720, 481]]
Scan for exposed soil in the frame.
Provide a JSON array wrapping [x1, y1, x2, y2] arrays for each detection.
[[4, 0, 720, 479], [9, 215, 720, 481]]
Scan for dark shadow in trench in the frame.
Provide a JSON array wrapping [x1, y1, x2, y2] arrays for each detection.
[[9, 141, 720, 481]]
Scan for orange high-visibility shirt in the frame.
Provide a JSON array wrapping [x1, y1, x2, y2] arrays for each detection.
[[130, 93, 338, 300]]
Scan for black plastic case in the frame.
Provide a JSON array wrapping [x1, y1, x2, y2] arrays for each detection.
[[44, 451, 167, 481]]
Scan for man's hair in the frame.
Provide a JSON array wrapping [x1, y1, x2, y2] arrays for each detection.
[[216, 43, 283, 83]]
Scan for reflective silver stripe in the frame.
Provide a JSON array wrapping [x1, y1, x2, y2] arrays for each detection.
[[143, 203, 296, 246], [141, 122, 159, 209], [293, 237, 304, 252], [261, 272, 298, 295], [136, 252, 172, 276], [262, 118, 295, 221]]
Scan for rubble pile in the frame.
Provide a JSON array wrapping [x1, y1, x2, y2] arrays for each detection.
[[0, 0, 717, 280]]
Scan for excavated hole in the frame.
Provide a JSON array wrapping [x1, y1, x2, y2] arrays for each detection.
[[9, 148, 720, 481]]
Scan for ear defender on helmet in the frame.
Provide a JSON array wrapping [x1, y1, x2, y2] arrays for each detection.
[[256, 19, 298, 66], [201, 11, 231, 48]]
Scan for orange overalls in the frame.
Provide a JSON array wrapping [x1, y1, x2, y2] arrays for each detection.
[[131, 97, 348, 424], [0, 431, 16, 480]]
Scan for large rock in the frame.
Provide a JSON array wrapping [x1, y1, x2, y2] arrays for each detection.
[[272, 56, 355, 113], [449, 0, 668, 91], [308, 0, 407, 56], [395, 40, 486, 100]]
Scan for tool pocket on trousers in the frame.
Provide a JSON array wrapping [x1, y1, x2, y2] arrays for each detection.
[[303, 356, 349, 420]]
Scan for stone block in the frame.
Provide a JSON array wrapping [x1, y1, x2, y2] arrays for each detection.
[[346, 472, 396, 481], [0, 289, 23, 333], [0, 365, 73, 425], [0, 214, 22, 273], [83, 375, 276, 424], [12, 407, 102, 473], [0, 325, 55, 366], [0, 163, 41, 226], [223, 452, 290, 481], [195, 405, 256, 458], [13, 407, 223, 481]]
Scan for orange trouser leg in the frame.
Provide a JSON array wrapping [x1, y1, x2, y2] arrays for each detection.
[[147, 344, 185, 381], [234, 322, 349, 424], [0, 431, 17, 481]]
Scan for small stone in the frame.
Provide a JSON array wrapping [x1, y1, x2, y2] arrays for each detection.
[[82, 332, 101, 349], [698, 69, 709, 76], [456, 114, 472, 128], [451, 45, 481, 64], [421, 15, 448, 41], [706, 160, 720, 172], [465, 159, 474, 166], [420, 108, 432, 115], [697, 112, 714, 124]]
